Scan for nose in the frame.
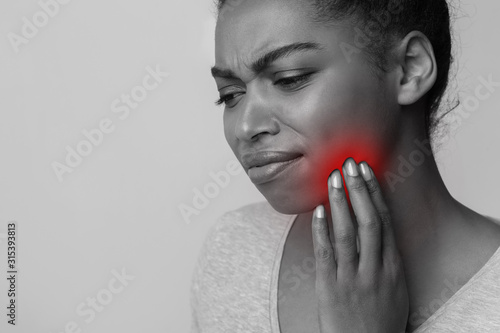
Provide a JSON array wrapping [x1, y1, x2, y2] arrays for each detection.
[[233, 88, 280, 142]]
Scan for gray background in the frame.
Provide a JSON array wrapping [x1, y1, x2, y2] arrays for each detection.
[[0, 0, 499, 332]]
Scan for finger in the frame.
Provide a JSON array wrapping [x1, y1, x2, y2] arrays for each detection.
[[342, 158, 382, 270], [328, 169, 358, 270], [359, 161, 398, 258], [311, 205, 337, 288]]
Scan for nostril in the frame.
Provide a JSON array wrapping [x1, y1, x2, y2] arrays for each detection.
[[232, 96, 281, 142], [251, 132, 265, 141]]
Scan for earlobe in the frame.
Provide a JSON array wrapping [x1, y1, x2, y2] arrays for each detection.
[[396, 31, 438, 106]]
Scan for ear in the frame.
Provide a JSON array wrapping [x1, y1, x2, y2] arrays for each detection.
[[394, 31, 437, 106]]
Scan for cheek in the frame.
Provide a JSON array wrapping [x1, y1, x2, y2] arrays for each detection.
[[258, 126, 391, 215], [223, 113, 236, 150], [296, 84, 394, 202], [305, 124, 391, 205]]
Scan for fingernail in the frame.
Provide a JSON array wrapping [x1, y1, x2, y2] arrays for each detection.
[[330, 170, 342, 188], [345, 158, 358, 177], [315, 205, 325, 218], [360, 162, 372, 181]]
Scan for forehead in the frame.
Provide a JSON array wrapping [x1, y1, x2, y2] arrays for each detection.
[[214, 0, 336, 72]]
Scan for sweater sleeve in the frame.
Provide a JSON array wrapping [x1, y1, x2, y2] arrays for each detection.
[[189, 246, 201, 333], [189, 212, 226, 333], [187, 201, 294, 333]]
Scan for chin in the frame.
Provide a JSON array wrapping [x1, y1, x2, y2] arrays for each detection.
[[256, 183, 326, 215]]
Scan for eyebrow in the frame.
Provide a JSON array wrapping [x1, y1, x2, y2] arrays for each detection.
[[210, 41, 324, 79]]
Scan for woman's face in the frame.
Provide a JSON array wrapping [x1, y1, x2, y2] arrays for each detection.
[[213, 0, 401, 214]]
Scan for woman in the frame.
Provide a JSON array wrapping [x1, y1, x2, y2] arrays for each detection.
[[191, 0, 500, 332]]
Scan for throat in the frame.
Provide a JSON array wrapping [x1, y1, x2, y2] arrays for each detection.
[[277, 212, 320, 333]]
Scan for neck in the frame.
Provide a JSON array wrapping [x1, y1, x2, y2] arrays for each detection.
[[375, 107, 462, 261], [289, 106, 499, 331], [379, 137, 458, 259]]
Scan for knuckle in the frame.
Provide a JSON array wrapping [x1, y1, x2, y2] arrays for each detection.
[[335, 230, 356, 246], [331, 189, 347, 205], [346, 176, 366, 193], [341, 253, 359, 266], [317, 290, 336, 307], [365, 179, 380, 195], [379, 212, 392, 228], [312, 217, 328, 234], [315, 246, 335, 262], [388, 264, 405, 282], [358, 217, 381, 232], [385, 253, 404, 275], [358, 272, 379, 289]]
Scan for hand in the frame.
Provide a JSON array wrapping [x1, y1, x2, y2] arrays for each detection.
[[311, 158, 409, 333]]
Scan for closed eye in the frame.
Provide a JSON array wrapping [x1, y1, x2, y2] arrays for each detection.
[[214, 73, 314, 107], [214, 92, 244, 107], [274, 73, 314, 89]]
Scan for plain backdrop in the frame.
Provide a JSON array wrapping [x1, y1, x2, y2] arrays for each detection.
[[0, 0, 499, 332]]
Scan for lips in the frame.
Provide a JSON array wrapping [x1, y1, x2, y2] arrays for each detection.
[[241, 151, 303, 184], [241, 151, 302, 169]]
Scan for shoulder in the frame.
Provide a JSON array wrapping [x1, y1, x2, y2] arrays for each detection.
[[190, 202, 296, 328], [414, 245, 500, 333], [206, 201, 293, 247], [485, 215, 500, 226], [219, 200, 288, 224], [192, 201, 295, 279]]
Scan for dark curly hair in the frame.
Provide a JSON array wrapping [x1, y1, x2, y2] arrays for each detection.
[[215, 0, 455, 146]]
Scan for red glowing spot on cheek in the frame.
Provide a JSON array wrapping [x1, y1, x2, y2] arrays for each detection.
[[308, 131, 390, 205]]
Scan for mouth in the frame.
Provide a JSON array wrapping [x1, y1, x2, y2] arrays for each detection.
[[241, 151, 303, 185]]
